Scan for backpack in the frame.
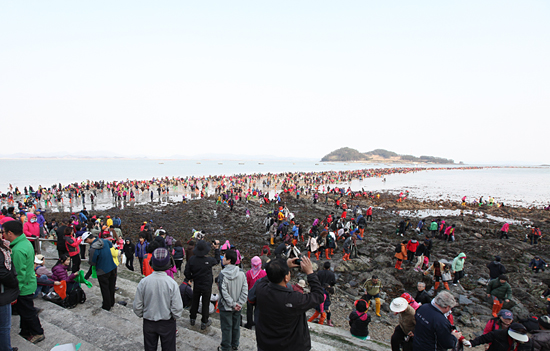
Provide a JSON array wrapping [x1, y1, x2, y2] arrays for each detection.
[[63, 284, 86, 309], [165, 235, 173, 246], [395, 244, 402, 253]]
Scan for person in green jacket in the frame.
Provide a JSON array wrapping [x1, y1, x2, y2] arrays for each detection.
[[451, 252, 467, 285], [429, 220, 438, 238], [487, 274, 512, 318], [3, 220, 45, 344]]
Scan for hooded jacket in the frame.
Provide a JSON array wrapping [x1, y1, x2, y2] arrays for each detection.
[[88, 238, 117, 276], [452, 253, 466, 272], [530, 329, 550, 351], [10, 234, 37, 296], [123, 238, 135, 258], [183, 243, 220, 290], [406, 239, 419, 252], [23, 213, 40, 238], [217, 264, 248, 312], [52, 263, 77, 283]]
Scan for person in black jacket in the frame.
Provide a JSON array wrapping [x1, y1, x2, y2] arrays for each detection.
[[317, 261, 335, 288], [0, 237, 20, 351], [56, 219, 69, 257], [179, 279, 193, 308], [123, 238, 135, 271], [349, 299, 371, 340], [487, 256, 506, 280], [414, 282, 432, 305], [184, 239, 220, 330], [469, 322, 532, 350], [248, 257, 324, 351]]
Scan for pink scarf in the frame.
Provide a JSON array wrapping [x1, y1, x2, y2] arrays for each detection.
[[356, 311, 369, 321]]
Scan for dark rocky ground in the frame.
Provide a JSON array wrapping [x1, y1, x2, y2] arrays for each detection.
[[45, 192, 550, 345]]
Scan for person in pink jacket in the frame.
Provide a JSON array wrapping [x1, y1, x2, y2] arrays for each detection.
[[244, 256, 266, 329], [499, 223, 510, 239], [23, 213, 41, 254], [401, 292, 420, 310]]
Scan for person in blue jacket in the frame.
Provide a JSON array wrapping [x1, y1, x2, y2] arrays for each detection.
[[83, 232, 117, 311], [135, 235, 149, 275], [413, 291, 462, 351]]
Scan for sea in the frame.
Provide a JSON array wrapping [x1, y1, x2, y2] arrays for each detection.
[[0, 159, 548, 208]]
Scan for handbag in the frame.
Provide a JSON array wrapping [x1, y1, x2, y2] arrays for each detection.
[[442, 272, 452, 281]]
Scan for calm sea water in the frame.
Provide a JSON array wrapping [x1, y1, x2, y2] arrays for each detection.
[[0, 159, 548, 207]]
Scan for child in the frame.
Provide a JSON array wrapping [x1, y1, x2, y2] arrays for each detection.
[[349, 299, 371, 340]]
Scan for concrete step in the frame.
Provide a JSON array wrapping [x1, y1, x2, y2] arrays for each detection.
[[309, 322, 390, 351], [11, 314, 102, 351]]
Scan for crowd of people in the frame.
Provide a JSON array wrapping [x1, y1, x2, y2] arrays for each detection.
[[1, 168, 548, 351]]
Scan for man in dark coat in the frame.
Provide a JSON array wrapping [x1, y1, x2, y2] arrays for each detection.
[[184, 239, 220, 330], [487, 255, 507, 280], [248, 257, 324, 351], [469, 322, 532, 350], [413, 291, 461, 350]]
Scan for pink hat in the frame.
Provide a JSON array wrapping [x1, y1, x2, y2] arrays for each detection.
[[220, 240, 231, 251], [0, 217, 15, 225], [251, 256, 262, 267]]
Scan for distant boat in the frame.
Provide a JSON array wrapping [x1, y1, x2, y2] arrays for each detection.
[[218, 163, 223, 165], [315, 163, 319, 165], [196, 162, 201, 164], [159, 163, 164, 164], [258, 163, 264, 165], [239, 163, 244, 165]]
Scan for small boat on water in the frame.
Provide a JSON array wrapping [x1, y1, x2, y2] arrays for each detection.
[[159, 163, 164, 164], [239, 163, 244, 165], [258, 163, 264, 165], [218, 163, 223, 165], [196, 162, 201, 164], [315, 163, 319, 165]]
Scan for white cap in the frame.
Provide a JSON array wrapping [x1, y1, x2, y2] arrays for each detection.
[[81, 231, 93, 241], [390, 297, 408, 313]]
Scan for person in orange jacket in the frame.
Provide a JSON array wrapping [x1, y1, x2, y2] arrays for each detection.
[[394, 240, 407, 270]]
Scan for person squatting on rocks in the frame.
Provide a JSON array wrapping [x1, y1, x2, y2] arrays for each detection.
[[133, 247, 183, 351], [362, 275, 382, 317], [530, 256, 547, 273], [184, 239, 220, 330], [349, 298, 371, 340], [217, 249, 248, 351], [248, 257, 324, 351], [487, 274, 512, 318]]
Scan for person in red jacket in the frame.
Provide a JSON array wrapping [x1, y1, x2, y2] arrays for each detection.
[[406, 239, 419, 263], [64, 227, 82, 273], [366, 207, 373, 222]]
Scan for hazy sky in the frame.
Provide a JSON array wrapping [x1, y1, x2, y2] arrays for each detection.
[[1, 1, 548, 164]]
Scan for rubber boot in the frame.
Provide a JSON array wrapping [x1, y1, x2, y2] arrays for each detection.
[[327, 320, 334, 327], [330, 249, 334, 255], [343, 253, 350, 261], [494, 301, 503, 317], [308, 251, 311, 258], [325, 250, 331, 260], [395, 260, 403, 270], [308, 311, 320, 323], [375, 298, 381, 317], [434, 282, 440, 291], [443, 282, 450, 290], [270, 237, 274, 245], [301, 235, 304, 242], [318, 312, 326, 325], [315, 252, 320, 260], [493, 302, 500, 318]]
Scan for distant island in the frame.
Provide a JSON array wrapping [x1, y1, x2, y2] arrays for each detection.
[[320, 147, 456, 164]]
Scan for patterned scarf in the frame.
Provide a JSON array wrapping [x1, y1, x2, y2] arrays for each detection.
[[0, 239, 12, 271]]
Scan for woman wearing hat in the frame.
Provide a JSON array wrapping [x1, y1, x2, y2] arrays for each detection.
[[483, 309, 514, 334], [390, 297, 416, 351], [468, 322, 532, 350]]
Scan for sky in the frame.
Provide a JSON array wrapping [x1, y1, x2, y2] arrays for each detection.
[[1, 1, 548, 164]]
